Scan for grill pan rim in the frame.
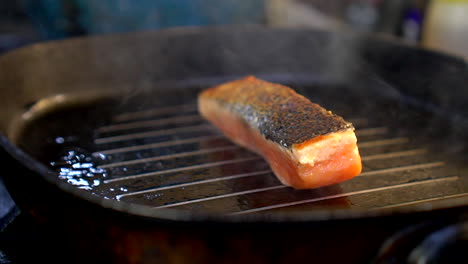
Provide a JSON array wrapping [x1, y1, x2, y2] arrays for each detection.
[[1, 25, 468, 223]]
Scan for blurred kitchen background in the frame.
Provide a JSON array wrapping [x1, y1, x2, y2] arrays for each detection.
[[0, 0, 467, 59]]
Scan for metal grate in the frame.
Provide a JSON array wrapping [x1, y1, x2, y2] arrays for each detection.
[[84, 100, 468, 215]]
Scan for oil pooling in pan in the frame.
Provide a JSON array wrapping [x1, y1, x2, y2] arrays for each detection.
[[51, 148, 107, 191]]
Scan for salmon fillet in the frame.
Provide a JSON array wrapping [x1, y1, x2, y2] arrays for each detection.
[[198, 76, 362, 189]]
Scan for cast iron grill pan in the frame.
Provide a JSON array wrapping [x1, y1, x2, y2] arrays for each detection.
[[15, 83, 468, 215]]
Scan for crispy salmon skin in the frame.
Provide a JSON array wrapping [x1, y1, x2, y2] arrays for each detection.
[[198, 76, 362, 189]]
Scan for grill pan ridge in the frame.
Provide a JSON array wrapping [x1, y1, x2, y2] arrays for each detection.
[[14, 82, 468, 216]]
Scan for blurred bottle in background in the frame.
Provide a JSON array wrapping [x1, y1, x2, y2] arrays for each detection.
[[422, 0, 468, 60]]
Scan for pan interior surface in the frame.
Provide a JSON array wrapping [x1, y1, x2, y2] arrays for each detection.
[[13, 82, 468, 216]]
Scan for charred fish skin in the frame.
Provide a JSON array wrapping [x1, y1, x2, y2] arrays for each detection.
[[201, 76, 353, 148]]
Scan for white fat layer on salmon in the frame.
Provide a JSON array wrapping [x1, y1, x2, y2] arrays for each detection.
[[292, 130, 357, 166]]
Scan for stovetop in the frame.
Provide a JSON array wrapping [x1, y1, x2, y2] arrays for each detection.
[[0, 189, 73, 263]]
